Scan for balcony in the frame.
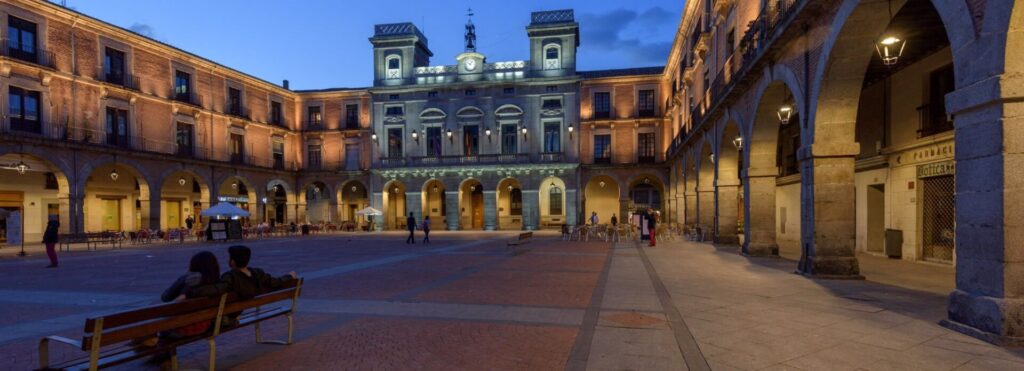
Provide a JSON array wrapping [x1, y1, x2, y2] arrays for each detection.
[[539, 152, 564, 163], [639, 155, 656, 164], [1, 39, 55, 69], [383, 153, 533, 168], [173, 91, 203, 108], [381, 157, 407, 167], [95, 67, 140, 91], [342, 119, 361, 131], [694, 31, 712, 57], [593, 157, 612, 165], [230, 153, 250, 165], [303, 122, 326, 131], [593, 111, 611, 120]]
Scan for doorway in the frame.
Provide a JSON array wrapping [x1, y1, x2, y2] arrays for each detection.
[[166, 200, 182, 228], [471, 187, 483, 229], [866, 184, 885, 253], [101, 198, 121, 231], [922, 175, 955, 263]]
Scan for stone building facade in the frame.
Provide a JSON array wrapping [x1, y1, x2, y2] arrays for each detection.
[[660, 0, 1024, 346]]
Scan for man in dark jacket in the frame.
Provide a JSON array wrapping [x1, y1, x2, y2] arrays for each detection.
[[42, 219, 59, 268], [406, 212, 416, 244]]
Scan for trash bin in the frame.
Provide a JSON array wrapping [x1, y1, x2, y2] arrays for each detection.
[[301, 224, 310, 235], [885, 229, 903, 259]]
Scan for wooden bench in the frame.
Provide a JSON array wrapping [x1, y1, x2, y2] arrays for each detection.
[[58, 232, 122, 252], [506, 232, 533, 255], [37, 279, 303, 371]]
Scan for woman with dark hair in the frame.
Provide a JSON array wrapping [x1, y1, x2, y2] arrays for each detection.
[[161, 251, 221, 302]]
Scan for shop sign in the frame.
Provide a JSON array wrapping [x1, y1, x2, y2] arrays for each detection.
[[917, 160, 955, 178], [218, 196, 250, 203]]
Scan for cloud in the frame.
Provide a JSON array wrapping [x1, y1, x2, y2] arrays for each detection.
[[128, 23, 157, 39], [579, 7, 676, 66]]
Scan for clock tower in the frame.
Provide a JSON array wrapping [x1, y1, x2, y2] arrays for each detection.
[[456, 8, 485, 81]]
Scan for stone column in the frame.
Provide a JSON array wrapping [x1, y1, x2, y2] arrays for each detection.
[[68, 194, 85, 233], [715, 182, 740, 245], [522, 190, 539, 231], [483, 190, 497, 231], [684, 192, 697, 226], [142, 193, 161, 230], [941, 81, 1024, 346], [371, 192, 384, 231], [565, 189, 578, 226], [405, 192, 422, 225], [801, 145, 860, 278], [445, 191, 460, 230], [742, 169, 778, 256], [697, 187, 715, 229], [675, 196, 685, 226], [58, 194, 72, 234]]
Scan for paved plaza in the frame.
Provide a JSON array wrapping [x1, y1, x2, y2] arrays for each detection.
[[0, 233, 1022, 370]]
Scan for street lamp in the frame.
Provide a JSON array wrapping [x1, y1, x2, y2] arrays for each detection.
[[371, 131, 378, 141], [110, 169, 119, 181], [732, 135, 743, 150], [599, 180, 605, 188], [875, 35, 906, 66], [778, 105, 793, 126], [568, 123, 575, 139], [14, 160, 29, 175], [411, 130, 419, 142], [446, 128, 454, 142]]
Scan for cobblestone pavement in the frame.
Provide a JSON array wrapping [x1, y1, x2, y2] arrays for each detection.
[[0, 232, 1022, 370]]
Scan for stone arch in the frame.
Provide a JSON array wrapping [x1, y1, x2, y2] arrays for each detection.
[[456, 106, 485, 118], [496, 177, 524, 230], [495, 104, 524, 117], [82, 158, 153, 232], [626, 174, 666, 223], [458, 178, 486, 230], [157, 167, 211, 230], [382, 179, 407, 230], [266, 179, 293, 225], [419, 108, 447, 121], [539, 176, 568, 229], [421, 178, 447, 227], [337, 179, 369, 224], [0, 151, 74, 236], [300, 180, 333, 223]]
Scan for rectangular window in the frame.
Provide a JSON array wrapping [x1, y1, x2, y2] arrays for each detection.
[[7, 16, 37, 63], [638, 90, 656, 117], [503, 87, 515, 95], [385, 106, 404, 116], [427, 91, 438, 98], [463, 125, 480, 155], [307, 106, 322, 128], [230, 134, 245, 163], [546, 85, 558, 93], [103, 47, 126, 86], [307, 145, 322, 169], [501, 123, 518, 154], [270, 101, 283, 125], [174, 70, 192, 103], [923, 64, 955, 137], [105, 107, 130, 147], [387, 127, 403, 158], [593, 92, 611, 119], [594, 134, 611, 164], [426, 126, 443, 157], [389, 94, 399, 100], [272, 141, 285, 169], [638, 132, 656, 163], [228, 87, 242, 116], [465, 89, 476, 96], [543, 122, 561, 153], [175, 122, 193, 156], [8, 86, 41, 133], [345, 104, 359, 129], [542, 98, 562, 110]]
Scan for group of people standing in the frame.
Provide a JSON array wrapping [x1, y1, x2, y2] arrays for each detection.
[[589, 208, 659, 247]]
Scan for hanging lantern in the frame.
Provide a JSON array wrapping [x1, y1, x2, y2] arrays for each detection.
[[446, 128, 453, 138], [14, 160, 29, 175], [391, 186, 397, 194], [232, 181, 238, 190], [778, 105, 793, 125], [371, 132, 378, 141], [709, 153, 716, 164], [411, 131, 419, 140], [110, 169, 119, 181], [351, 185, 357, 192], [549, 182, 556, 188], [875, 35, 906, 66], [732, 135, 743, 150], [485, 127, 492, 136], [178, 176, 187, 186], [433, 185, 439, 193], [470, 185, 476, 192], [643, 177, 650, 185], [507, 185, 513, 191], [599, 180, 606, 188]]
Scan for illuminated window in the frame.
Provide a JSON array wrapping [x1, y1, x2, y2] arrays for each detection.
[[385, 55, 401, 79], [594, 92, 610, 119], [544, 44, 560, 70]]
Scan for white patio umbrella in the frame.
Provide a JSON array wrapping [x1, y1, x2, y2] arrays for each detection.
[[354, 206, 383, 216], [200, 202, 251, 218]]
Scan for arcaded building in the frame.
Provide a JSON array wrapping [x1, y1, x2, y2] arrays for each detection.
[[3, 0, 1024, 346]]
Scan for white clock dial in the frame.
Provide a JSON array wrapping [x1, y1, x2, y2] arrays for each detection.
[[465, 59, 477, 71]]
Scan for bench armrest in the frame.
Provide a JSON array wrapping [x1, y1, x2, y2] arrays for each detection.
[[39, 335, 83, 368]]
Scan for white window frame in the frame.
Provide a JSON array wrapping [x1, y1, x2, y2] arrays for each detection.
[[385, 55, 402, 80], [543, 43, 561, 70]]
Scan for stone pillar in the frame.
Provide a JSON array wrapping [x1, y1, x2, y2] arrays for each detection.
[[522, 190, 539, 231], [295, 202, 307, 223], [483, 190, 497, 231], [619, 198, 630, 223], [742, 169, 778, 256], [69, 194, 85, 233], [371, 192, 384, 231], [142, 193, 161, 230], [445, 191, 460, 230], [58, 194, 72, 234], [675, 196, 685, 227], [684, 192, 697, 226], [405, 192, 422, 226], [697, 188, 715, 229], [941, 83, 1024, 346], [565, 189, 578, 226], [715, 183, 739, 245], [801, 145, 860, 278]]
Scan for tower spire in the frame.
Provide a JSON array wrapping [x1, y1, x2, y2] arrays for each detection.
[[464, 8, 476, 52]]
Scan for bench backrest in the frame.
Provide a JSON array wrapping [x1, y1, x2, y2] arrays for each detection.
[[81, 279, 302, 350]]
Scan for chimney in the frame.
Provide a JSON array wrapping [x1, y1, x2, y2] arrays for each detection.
[[282, 79, 290, 90]]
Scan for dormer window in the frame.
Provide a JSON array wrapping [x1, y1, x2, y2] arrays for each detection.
[[385, 55, 401, 79], [544, 45, 561, 70]]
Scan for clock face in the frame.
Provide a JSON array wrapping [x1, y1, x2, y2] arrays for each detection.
[[464, 59, 477, 71]]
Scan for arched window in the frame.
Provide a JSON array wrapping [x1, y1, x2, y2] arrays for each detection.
[[385, 55, 401, 79], [549, 186, 563, 215], [544, 45, 560, 70]]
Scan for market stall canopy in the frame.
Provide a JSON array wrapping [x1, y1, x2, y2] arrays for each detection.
[[200, 203, 251, 218], [354, 207, 383, 216]]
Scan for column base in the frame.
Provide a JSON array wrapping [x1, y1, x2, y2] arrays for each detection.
[[714, 235, 739, 245], [799, 255, 863, 279], [742, 242, 779, 257], [942, 289, 1024, 347]]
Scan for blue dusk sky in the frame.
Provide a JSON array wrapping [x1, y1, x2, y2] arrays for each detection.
[[62, 0, 683, 90]]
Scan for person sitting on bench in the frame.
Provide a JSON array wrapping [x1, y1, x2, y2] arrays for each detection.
[[195, 245, 296, 302]]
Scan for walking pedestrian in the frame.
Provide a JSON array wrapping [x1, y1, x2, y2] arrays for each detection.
[[610, 213, 619, 242], [406, 212, 416, 244], [648, 208, 658, 247], [422, 216, 431, 245], [43, 218, 59, 268], [185, 215, 195, 231], [590, 211, 599, 226]]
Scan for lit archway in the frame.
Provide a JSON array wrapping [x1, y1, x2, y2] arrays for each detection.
[[584, 175, 620, 225], [497, 178, 523, 230], [266, 181, 290, 225], [539, 176, 567, 229], [459, 178, 484, 230], [217, 176, 255, 225], [382, 180, 406, 230], [628, 175, 664, 218], [84, 161, 150, 232], [159, 170, 209, 230], [0, 153, 71, 240], [338, 180, 368, 225], [422, 179, 447, 228], [302, 181, 332, 223]]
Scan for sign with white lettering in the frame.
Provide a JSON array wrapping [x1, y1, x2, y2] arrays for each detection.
[[917, 160, 955, 178], [217, 196, 249, 203]]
